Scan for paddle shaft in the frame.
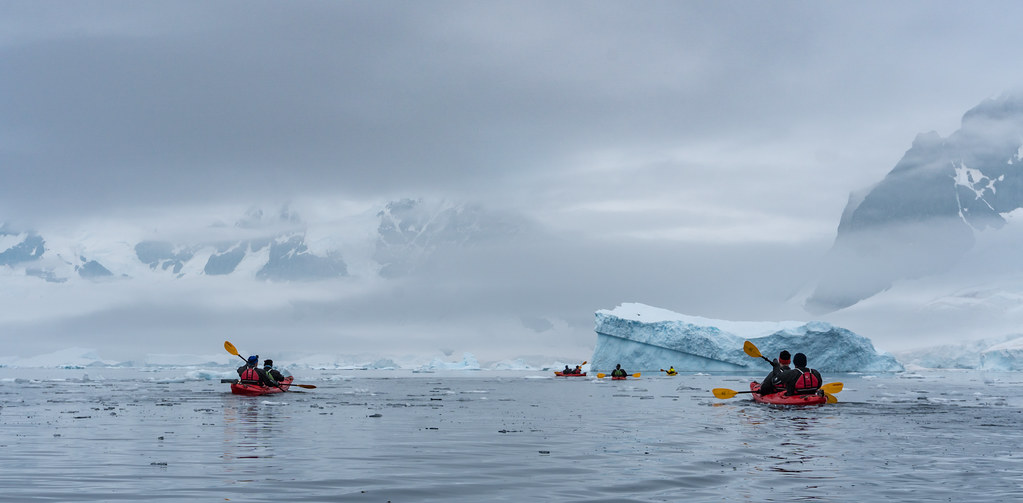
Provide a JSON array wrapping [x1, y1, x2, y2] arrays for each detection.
[[221, 378, 315, 389]]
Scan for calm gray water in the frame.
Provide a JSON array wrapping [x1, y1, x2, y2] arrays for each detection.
[[2, 368, 1022, 502]]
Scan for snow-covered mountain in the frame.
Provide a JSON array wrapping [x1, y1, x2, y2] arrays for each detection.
[[807, 93, 1023, 314], [0, 199, 522, 284]]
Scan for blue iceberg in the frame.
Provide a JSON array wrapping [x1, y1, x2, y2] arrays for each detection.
[[590, 303, 903, 373]]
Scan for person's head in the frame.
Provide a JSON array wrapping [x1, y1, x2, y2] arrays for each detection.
[[793, 353, 807, 368], [779, 351, 791, 366], [615, 364, 621, 369], [263, 359, 274, 368], [247, 355, 259, 366]]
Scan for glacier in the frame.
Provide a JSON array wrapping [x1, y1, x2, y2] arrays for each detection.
[[590, 303, 904, 372], [893, 334, 1023, 371]]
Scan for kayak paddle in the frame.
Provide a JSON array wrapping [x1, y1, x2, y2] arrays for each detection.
[[596, 372, 641, 378], [224, 340, 247, 362], [712, 382, 844, 399], [744, 340, 774, 365]]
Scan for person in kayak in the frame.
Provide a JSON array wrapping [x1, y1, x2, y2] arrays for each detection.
[[610, 364, 627, 378], [756, 350, 791, 395], [666, 366, 676, 375], [237, 355, 278, 387], [263, 359, 286, 381], [563, 365, 573, 374], [573, 365, 583, 374], [778, 353, 822, 395]]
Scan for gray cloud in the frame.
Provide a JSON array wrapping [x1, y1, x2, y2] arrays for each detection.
[[4, 2, 1016, 222], [4, 1, 1023, 360]]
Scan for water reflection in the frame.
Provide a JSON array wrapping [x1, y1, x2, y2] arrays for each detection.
[[221, 399, 279, 462], [743, 411, 837, 481]]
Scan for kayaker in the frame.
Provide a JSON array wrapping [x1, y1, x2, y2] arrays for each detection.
[[237, 355, 278, 387], [667, 366, 676, 375], [564, 365, 573, 374], [263, 359, 286, 381], [756, 350, 791, 395], [778, 353, 822, 395], [611, 364, 627, 378], [573, 365, 582, 374]]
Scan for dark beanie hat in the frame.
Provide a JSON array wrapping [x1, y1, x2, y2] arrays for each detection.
[[263, 359, 273, 367], [779, 350, 791, 363], [794, 353, 807, 367]]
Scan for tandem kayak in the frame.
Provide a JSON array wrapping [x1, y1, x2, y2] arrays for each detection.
[[749, 382, 826, 406], [554, 372, 587, 377], [231, 376, 294, 396]]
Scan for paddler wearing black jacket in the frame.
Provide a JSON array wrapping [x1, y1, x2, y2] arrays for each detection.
[[778, 353, 822, 396], [263, 359, 285, 381], [756, 350, 791, 395], [237, 355, 278, 387]]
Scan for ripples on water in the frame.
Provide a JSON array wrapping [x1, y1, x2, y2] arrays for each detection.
[[1, 369, 1022, 502]]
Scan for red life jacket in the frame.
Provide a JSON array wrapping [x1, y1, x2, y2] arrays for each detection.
[[240, 367, 261, 383], [794, 368, 821, 390]]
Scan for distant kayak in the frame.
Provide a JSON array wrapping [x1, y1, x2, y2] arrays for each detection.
[[611, 376, 627, 380], [231, 376, 293, 396], [749, 382, 826, 406], [554, 372, 587, 377]]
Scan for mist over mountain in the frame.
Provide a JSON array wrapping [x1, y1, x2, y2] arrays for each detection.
[[0, 199, 519, 284], [807, 93, 1023, 314], [374, 199, 524, 278]]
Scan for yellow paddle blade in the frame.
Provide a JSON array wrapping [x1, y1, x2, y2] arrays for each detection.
[[821, 382, 843, 394], [825, 392, 838, 404], [743, 340, 762, 359], [596, 373, 606, 378], [224, 341, 240, 356], [712, 388, 739, 399], [633, 373, 641, 378], [580, 361, 587, 366]]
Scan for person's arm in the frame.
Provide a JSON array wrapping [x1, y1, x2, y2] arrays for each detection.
[[778, 369, 796, 394]]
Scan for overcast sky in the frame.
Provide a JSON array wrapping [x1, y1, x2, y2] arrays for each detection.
[[4, 1, 1023, 363]]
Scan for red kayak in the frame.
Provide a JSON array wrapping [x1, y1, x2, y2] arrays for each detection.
[[554, 372, 587, 377], [611, 376, 627, 380], [231, 376, 294, 396], [750, 382, 826, 406]]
